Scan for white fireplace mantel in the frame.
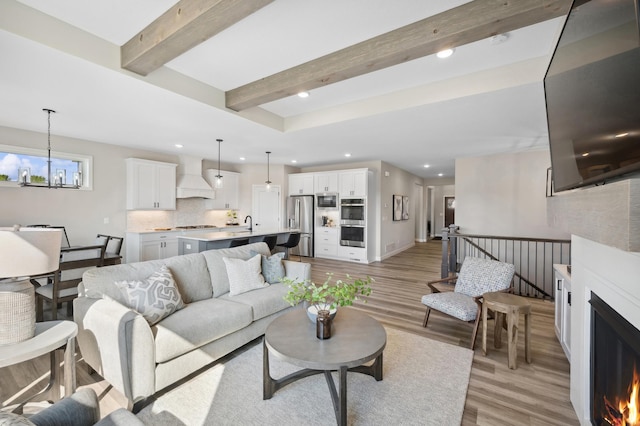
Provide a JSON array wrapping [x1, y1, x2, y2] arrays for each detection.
[[570, 235, 640, 425]]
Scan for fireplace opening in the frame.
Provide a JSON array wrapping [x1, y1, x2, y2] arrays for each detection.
[[590, 293, 640, 425]]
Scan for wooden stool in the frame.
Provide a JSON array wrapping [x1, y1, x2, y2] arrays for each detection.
[[481, 292, 532, 369]]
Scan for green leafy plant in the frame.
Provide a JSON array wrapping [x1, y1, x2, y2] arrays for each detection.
[[283, 273, 373, 312], [0, 174, 9, 181]]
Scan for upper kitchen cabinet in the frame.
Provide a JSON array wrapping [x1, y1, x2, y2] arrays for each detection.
[[339, 169, 367, 197], [314, 172, 338, 193], [204, 170, 239, 210], [126, 158, 177, 210], [289, 173, 314, 195]]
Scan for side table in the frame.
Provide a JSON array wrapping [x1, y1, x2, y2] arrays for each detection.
[[0, 320, 78, 412], [481, 292, 532, 369]]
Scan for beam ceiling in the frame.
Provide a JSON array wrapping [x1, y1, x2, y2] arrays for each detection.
[[121, 0, 274, 76], [225, 0, 572, 111]]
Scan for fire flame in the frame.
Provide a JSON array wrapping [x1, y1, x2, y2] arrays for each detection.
[[606, 364, 640, 426]]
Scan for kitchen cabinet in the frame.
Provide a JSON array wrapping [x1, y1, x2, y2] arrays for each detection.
[[339, 169, 367, 197], [337, 245, 367, 263], [315, 227, 339, 258], [126, 232, 179, 263], [289, 173, 314, 195], [554, 264, 571, 361], [314, 172, 338, 193], [126, 158, 177, 210], [204, 170, 239, 210]]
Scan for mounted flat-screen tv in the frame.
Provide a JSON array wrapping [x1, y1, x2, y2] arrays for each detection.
[[544, 0, 640, 192]]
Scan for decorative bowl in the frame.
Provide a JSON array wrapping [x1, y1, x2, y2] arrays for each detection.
[[306, 305, 337, 323]]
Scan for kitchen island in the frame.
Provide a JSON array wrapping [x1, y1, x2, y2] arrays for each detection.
[[177, 228, 298, 254]]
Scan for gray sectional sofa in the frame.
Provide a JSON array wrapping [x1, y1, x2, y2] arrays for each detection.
[[73, 242, 310, 410]]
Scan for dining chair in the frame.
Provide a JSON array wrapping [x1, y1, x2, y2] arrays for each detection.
[[420, 256, 515, 349], [97, 234, 124, 255], [35, 238, 108, 321]]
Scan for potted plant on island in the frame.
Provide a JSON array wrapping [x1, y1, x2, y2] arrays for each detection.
[[283, 273, 374, 323]]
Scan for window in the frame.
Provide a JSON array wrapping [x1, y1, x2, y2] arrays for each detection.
[[0, 144, 92, 189]]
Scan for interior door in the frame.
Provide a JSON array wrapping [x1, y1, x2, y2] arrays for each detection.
[[444, 196, 456, 228], [252, 185, 281, 230]]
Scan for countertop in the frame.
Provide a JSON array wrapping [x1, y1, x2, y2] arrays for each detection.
[[177, 228, 298, 242], [126, 225, 248, 234]]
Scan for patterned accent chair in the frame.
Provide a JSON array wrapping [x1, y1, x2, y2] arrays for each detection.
[[421, 257, 515, 349]]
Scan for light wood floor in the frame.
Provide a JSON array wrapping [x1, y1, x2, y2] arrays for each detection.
[[1, 241, 579, 425]]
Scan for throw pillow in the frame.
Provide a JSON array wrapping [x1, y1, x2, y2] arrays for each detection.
[[115, 265, 185, 325], [250, 250, 285, 284], [223, 254, 268, 296]]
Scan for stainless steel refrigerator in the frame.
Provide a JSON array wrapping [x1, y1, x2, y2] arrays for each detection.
[[286, 195, 314, 257]]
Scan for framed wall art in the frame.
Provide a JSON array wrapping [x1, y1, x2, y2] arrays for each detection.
[[402, 196, 409, 220], [393, 195, 402, 221]]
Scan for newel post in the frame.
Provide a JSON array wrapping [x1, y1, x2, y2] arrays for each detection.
[[441, 228, 449, 278]]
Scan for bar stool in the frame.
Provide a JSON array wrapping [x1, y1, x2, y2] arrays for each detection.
[[229, 238, 250, 248], [276, 233, 301, 260], [261, 235, 278, 252], [481, 292, 532, 369]]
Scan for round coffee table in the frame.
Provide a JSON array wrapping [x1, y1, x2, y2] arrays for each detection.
[[263, 307, 386, 426]]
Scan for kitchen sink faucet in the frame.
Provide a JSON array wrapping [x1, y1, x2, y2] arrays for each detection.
[[244, 215, 252, 231]]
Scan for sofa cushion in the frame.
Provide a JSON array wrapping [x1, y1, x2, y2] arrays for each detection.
[[252, 251, 285, 284], [82, 253, 213, 304], [219, 283, 291, 321], [115, 265, 185, 326], [154, 298, 253, 363], [201, 242, 271, 297], [224, 254, 269, 296]]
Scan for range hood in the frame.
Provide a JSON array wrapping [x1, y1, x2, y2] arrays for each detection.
[[176, 155, 216, 199]]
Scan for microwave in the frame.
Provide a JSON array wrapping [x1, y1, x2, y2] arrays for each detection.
[[316, 193, 338, 209]]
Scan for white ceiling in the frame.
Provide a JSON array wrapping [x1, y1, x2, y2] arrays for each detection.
[[0, 0, 566, 179]]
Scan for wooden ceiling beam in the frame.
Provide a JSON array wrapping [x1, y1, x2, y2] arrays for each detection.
[[121, 0, 274, 76], [226, 0, 572, 112]]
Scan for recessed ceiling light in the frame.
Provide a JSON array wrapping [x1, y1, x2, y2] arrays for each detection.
[[344, 153, 351, 157], [423, 164, 430, 168], [291, 160, 297, 163], [438, 173, 444, 177], [298, 91, 309, 98], [436, 48, 454, 59], [490, 33, 509, 45], [582, 152, 590, 157], [615, 132, 629, 138], [174, 144, 183, 148], [239, 157, 246, 161]]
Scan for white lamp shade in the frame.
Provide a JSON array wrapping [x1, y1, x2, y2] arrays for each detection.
[[0, 227, 62, 278]]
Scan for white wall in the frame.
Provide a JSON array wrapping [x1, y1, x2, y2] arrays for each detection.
[[455, 149, 569, 239], [378, 162, 422, 258], [0, 125, 176, 248]]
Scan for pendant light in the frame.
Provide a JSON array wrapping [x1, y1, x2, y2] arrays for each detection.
[[20, 108, 82, 189], [214, 138, 223, 189], [265, 151, 272, 191]]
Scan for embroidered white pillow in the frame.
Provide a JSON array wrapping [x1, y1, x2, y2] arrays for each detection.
[[223, 254, 268, 296], [115, 265, 185, 325]]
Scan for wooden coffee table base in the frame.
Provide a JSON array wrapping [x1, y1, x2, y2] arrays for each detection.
[[263, 338, 383, 426]]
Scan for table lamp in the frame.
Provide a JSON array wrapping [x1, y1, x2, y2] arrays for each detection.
[[0, 226, 62, 345]]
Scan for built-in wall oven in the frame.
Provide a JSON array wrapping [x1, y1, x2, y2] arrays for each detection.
[[340, 198, 365, 225], [340, 225, 365, 247], [340, 198, 365, 247]]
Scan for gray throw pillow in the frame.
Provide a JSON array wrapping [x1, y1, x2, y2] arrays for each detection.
[[250, 250, 285, 284], [115, 265, 185, 325]]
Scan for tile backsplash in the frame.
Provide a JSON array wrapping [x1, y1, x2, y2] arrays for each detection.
[[127, 199, 242, 231]]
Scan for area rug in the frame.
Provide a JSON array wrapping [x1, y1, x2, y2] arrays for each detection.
[[136, 327, 473, 425]]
